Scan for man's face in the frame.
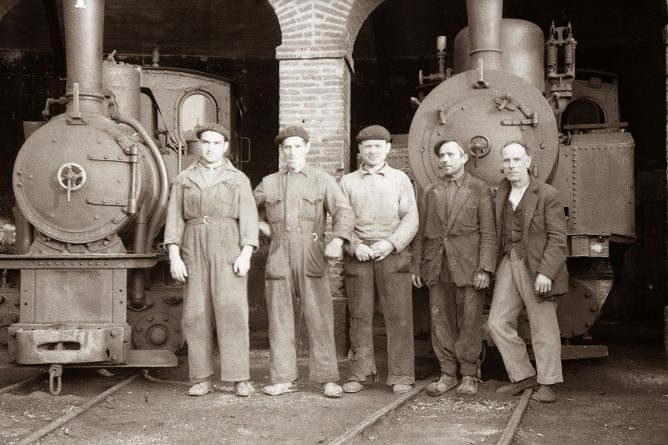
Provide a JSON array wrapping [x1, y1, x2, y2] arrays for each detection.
[[438, 141, 467, 177], [359, 139, 391, 168], [501, 143, 532, 184], [199, 131, 228, 165], [280, 136, 310, 169]]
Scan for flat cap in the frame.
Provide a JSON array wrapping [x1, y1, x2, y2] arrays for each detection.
[[195, 123, 230, 140], [356, 125, 391, 143], [275, 125, 309, 145]]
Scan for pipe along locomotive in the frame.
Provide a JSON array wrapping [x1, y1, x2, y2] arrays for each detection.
[[394, 0, 634, 359], [0, 0, 634, 392], [0, 0, 246, 393]]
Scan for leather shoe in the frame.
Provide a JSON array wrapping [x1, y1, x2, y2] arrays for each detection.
[[262, 382, 296, 396], [426, 374, 457, 397], [188, 380, 213, 396], [322, 382, 343, 398], [234, 381, 256, 397], [392, 384, 413, 395], [343, 381, 365, 393], [531, 384, 557, 403], [456, 376, 477, 395], [496, 375, 537, 395]]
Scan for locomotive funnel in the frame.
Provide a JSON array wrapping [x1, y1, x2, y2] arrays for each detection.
[[64, 0, 106, 115], [466, 0, 503, 70]]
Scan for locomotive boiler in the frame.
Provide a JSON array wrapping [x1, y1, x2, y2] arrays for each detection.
[[0, 0, 244, 392], [400, 0, 634, 358]]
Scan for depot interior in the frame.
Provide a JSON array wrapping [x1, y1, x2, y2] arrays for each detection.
[[0, 0, 665, 338]]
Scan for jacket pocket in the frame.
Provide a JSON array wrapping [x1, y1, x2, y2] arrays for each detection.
[[265, 199, 284, 224], [305, 240, 327, 277], [265, 242, 288, 280], [461, 205, 478, 227], [301, 196, 323, 222]]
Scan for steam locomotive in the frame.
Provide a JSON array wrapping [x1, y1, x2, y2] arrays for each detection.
[[392, 1, 634, 358], [0, 0, 634, 393], [0, 0, 245, 393]]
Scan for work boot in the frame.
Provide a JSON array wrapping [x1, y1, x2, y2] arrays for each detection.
[[392, 384, 413, 395], [262, 382, 296, 396], [456, 376, 477, 395], [342, 381, 365, 393], [531, 384, 557, 403], [426, 374, 457, 397], [188, 380, 213, 396], [496, 375, 537, 395], [322, 382, 343, 398], [234, 381, 256, 397]]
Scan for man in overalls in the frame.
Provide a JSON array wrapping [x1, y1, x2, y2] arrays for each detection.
[[254, 125, 354, 398], [164, 123, 259, 397]]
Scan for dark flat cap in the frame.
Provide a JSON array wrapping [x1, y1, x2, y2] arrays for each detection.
[[356, 125, 391, 143], [196, 123, 230, 140], [275, 125, 309, 145]]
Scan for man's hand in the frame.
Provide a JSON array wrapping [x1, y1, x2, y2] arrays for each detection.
[[370, 240, 394, 261], [411, 273, 423, 288], [535, 273, 553, 296], [258, 221, 271, 238], [169, 254, 188, 283], [473, 270, 491, 290], [354, 244, 374, 262], [325, 237, 344, 259], [233, 246, 254, 277]]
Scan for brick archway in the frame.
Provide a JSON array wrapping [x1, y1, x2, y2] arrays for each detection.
[[266, 0, 387, 354]]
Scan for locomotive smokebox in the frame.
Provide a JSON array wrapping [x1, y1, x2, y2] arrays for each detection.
[[408, 0, 558, 189]]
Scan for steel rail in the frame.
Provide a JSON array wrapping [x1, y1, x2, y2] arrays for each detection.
[[15, 372, 141, 445], [327, 376, 438, 445], [0, 373, 47, 396], [496, 388, 533, 445]]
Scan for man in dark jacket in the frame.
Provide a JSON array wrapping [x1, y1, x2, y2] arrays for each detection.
[[488, 141, 568, 403], [412, 140, 497, 396]]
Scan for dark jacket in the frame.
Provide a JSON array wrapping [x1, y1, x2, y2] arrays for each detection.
[[495, 178, 569, 297], [412, 172, 497, 287]]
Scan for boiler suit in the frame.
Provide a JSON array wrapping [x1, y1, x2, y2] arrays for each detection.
[[164, 160, 259, 383], [254, 165, 354, 383]]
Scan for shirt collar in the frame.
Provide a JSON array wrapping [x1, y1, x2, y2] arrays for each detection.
[[360, 162, 388, 176], [283, 163, 311, 177]]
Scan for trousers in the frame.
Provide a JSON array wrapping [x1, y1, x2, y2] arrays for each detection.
[[265, 239, 339, 384], [488, 250, 563, 385], [429, 282, 483, 377], [181, 221, 250, 383], [344, 250, 415, 386]]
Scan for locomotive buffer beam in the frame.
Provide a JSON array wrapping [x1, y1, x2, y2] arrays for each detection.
[[0, 254, 158, 270]]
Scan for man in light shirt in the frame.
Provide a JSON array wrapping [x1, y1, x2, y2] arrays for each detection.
[[339, 125, 419, 395]]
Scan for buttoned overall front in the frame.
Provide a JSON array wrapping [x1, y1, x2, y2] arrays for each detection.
[[164, 160, 258, 383], [339, 164, 418, 386], [254, 165, 354, 384]]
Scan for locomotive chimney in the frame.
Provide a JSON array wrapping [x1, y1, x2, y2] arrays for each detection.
[[63, 0, 106, 115], [466, 0, 503, 70]]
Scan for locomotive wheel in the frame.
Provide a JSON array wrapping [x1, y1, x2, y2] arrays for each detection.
[[132, 311, 184, 352]]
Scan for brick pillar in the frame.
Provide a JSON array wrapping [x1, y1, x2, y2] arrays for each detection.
[[268, 0, 385, 355]]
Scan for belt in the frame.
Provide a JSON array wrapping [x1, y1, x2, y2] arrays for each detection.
[[186, 216, 236, 225], [273, 233, 320, 241]]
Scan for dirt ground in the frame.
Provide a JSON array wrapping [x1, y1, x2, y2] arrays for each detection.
[[1, 324, 667, 444]]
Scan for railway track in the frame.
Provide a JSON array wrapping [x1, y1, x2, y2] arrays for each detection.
[[1, 371, 141, 445], [1, 372, 533, 444]]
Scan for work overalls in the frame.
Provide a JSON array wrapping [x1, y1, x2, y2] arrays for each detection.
[[164, 161, 259, 383], [254, 165, 353, 384]]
